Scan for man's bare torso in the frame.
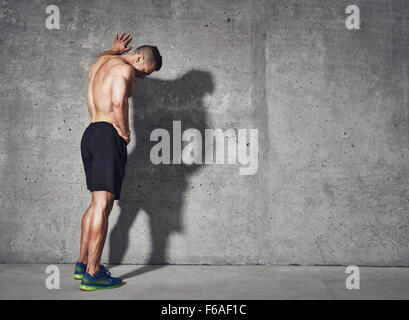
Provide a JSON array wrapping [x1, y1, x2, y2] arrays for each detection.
[[87, 56, 135, 123]]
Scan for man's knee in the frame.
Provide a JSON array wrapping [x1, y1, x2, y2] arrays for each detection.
[[91, 191, 115, 212]]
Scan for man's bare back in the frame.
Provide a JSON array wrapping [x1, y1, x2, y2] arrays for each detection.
[[87, 55, 135, 144]]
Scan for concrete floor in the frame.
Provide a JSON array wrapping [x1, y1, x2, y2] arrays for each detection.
[[1, 264, 409, 300]]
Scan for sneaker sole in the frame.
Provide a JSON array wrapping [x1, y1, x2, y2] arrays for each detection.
[[74, 274, 84, 280], [79, 283, 122, 291]]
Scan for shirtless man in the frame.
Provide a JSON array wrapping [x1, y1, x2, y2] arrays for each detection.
[[74, 33, 162, 290]]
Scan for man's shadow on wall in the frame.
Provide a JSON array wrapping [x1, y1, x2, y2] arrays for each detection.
[[108, 70, 214, 279]]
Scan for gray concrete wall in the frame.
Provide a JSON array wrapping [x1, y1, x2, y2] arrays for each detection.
[[1, 0, 408, 266]]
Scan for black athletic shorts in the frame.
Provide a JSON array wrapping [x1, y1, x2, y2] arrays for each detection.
[[80, 121, 128, 200]]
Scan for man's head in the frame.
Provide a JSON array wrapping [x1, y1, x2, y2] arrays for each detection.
[[129, 45, 162, 79]]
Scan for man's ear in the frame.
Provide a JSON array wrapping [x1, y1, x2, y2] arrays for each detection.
[[136, 54, 145, 63]]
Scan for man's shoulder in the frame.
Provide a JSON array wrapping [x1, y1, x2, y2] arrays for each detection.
[[108, 58, 134, 79]]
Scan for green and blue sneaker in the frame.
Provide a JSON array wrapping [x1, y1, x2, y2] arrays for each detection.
[[79, 265, 122, 291], [73, 261, 87, 280]]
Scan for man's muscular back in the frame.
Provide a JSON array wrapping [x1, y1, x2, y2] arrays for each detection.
[[87, 56, 134, 141]]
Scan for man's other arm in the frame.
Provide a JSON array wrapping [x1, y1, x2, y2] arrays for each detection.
[[111, 76, 131, 145]]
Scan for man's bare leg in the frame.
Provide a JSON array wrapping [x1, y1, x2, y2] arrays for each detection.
[[78, 203, 93, 265], [78, 197, 114, 265], [85, 191, 115, 276]]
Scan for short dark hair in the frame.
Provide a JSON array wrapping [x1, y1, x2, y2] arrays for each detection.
[[133, 45, 162, 71]]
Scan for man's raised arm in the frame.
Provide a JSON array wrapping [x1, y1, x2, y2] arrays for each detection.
[[99, 32, 132, 57]]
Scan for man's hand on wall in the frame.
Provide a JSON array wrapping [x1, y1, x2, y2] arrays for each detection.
[[112, 32, 132, 54]]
